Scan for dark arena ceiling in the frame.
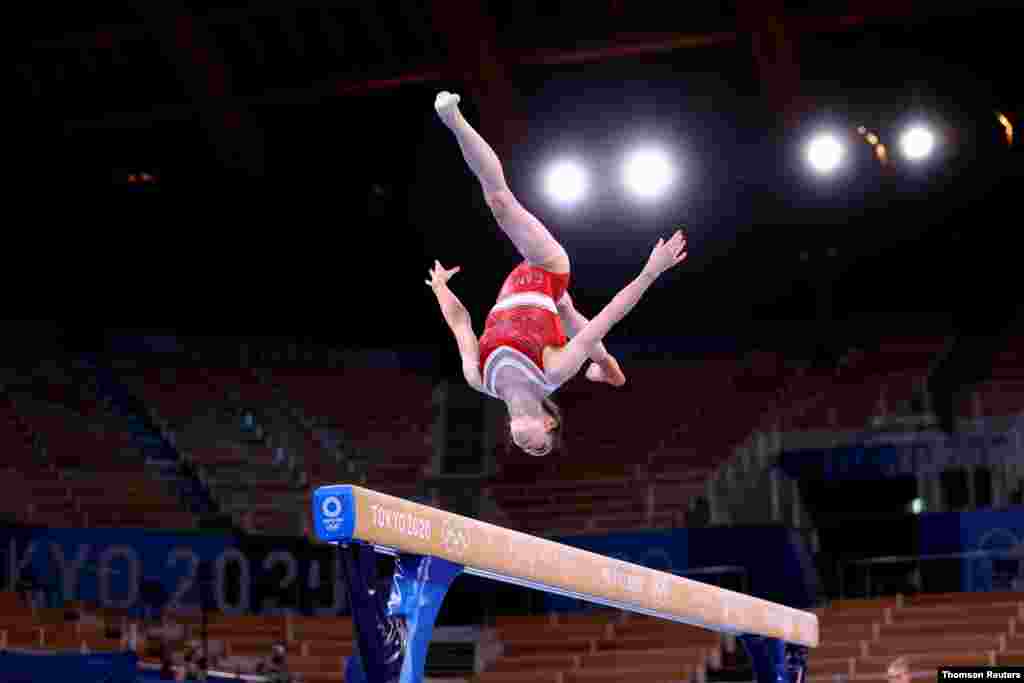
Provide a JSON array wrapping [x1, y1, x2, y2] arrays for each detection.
[[10, 2, 1022, 343]]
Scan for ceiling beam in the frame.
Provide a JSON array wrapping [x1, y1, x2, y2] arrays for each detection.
[[21, 0, 933, 53], [316, 6, 347, 64], [426, 0, 524, 155], [278, 9, 307, 60], [352, 3, 396, 68], [517, 31, 738, 65], [59, 8, 989, 134], [30, 25, 148, 50], [137, 9, 265, 175], [16, 64, 41, 98], [233, 16, 268, 68], [23, 0, 944, 71], [738, 1, 806, 130]]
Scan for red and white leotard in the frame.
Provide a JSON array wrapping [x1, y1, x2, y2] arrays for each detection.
[[478, 262, 571, 400]]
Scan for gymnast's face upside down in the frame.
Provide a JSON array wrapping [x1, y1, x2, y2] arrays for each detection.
[[508, 396, 561, 457], [510, 415, 554, 456]]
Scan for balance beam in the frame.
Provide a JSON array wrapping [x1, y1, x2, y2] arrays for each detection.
[[312, 484, 818, 648]]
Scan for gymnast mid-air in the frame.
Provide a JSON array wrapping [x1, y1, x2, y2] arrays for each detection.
[[427, 91, 688, 457]]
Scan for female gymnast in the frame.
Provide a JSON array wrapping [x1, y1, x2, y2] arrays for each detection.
[[428, 91, 688, 457]]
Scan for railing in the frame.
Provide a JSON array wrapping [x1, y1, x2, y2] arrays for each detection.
[[839, 550, 1024, 598], [676, 564, 750, 595]]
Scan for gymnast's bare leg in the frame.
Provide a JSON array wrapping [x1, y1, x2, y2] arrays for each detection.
[[434, 91, 623, 384], [434, 91, 569, 273]]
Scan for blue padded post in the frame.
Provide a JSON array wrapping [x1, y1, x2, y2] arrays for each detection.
[[338, 544, 404, 683], [339, 544, 463, 683], [388, 553, 464, 683], [345, 654, 369, 683], [785, 641, 810, 683], [740, 634, 809, 683]]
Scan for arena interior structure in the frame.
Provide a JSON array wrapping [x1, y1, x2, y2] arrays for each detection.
[[5, 2, 1023, 682]]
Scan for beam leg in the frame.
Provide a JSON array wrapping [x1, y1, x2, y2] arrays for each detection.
[[340, 543, 464, 683], [389, 553, 464, 683], [339, 543, 404, 683], [740, 634, 809, 683]]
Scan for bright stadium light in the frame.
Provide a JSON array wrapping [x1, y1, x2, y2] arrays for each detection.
[[900, 125, 935, 161], [544, 160, 588, 204], [623, 148, 675, 199], [805, 133, 845, 175], [997, 112, 1013, 147]]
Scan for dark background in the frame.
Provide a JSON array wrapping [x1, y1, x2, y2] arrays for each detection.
[[9, 3, 1022, 356], [4, 2, 1024, 623]]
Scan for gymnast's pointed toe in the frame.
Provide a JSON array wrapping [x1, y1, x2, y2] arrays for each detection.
[[434, 91, 462, 124]]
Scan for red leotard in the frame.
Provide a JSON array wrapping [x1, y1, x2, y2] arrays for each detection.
[[478, 262, 571, 399]]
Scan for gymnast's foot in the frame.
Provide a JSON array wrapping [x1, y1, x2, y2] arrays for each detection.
[[434, 91, 462, 128], [586, 355, 627, 387]]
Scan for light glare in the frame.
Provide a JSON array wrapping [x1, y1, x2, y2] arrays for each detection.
[[900, 126, 935, 161], [997, 112, 1013, 146], [806, 134, 845, 174], [875, 144, 888, 165], [545, 160, 588, 204], [623, 148, 674, 198]]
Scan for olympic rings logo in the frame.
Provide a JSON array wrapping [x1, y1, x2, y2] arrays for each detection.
[[321, 496, 343, 533], [321, 496, 342, 518], [441, 521, 470, 556]]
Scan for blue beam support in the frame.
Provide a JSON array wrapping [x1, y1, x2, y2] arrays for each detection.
[[740, 634, 810, 683], [339, 544, 462, 683]]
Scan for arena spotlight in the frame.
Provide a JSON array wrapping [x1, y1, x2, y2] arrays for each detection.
[[623, 147, 675, 199], [544, 160, 588, 204], [875, 144, 889, 165], [805, 133, 845, 175], [899, 125, 936, 161], [997, 112, 1013, 147]]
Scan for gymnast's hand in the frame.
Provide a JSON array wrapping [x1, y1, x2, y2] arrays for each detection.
[[642, 229, 688, 279], [426, 260, 461, 290]]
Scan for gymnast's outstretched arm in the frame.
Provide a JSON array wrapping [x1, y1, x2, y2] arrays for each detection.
[[427, 260, 484, 392], [547, 231, 688, 386]]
